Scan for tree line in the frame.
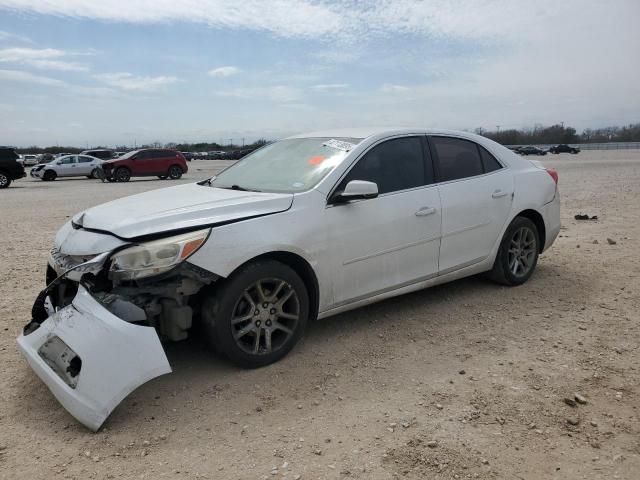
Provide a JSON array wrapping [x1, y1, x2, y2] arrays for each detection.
[[476, 122, 640, 145], [13, 123, 640, 153], [15, 139, 269, 155]]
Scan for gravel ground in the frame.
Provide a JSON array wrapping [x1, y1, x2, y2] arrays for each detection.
[[0, 152, 638, 479]]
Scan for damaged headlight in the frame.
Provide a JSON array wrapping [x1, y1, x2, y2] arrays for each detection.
[[109, 229, 210, 281]]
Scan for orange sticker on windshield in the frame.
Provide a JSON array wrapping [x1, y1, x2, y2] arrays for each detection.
[[308, 155, 326, 165]]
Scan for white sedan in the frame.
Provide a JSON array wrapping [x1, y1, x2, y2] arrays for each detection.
[[18, 128, 560, 430], [30, 154, 103, 180]]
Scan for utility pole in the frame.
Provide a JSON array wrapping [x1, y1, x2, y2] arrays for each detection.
[[496, 125, 501, 133]]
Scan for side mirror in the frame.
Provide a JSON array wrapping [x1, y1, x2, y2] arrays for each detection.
[[332, 180, 378, 203]]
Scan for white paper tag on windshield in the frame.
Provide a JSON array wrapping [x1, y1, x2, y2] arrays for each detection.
[[322, 139, 356, 152]]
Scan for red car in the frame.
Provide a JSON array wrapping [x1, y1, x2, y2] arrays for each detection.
[[101, 149, 188, 182]]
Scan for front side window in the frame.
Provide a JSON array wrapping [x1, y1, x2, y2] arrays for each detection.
[[210, 137, 362, 193], [338, 136, 427, 195], [430, 137, 484, 182], [59, 156, 76, 165]]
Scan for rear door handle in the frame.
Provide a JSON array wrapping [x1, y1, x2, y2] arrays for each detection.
[[492, 189, 508, 198], [415, 206, 436, 217]]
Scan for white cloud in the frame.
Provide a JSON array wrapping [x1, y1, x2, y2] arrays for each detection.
[[215, 85, 302, 103], [208, 66, 239, 78], [380, 84, 410, 93], [311, 83, 349, 91], [0, 47, 64, 61], [94, 72, 180, 92], [24, 59, 89, 71], [0, 47, 89, 71], [0, 68, 68, 87], [0, 29, 33, 43]]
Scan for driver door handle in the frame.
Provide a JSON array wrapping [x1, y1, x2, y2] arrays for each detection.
[[415, 206, 436, 217]]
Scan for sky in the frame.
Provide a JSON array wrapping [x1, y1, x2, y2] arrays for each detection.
[[0, 1, 638, 148]]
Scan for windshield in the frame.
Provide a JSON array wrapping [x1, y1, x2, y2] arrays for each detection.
[[210, 137, 362, 193]]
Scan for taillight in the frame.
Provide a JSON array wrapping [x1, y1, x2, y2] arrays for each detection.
[[546, 168, 558, 185]]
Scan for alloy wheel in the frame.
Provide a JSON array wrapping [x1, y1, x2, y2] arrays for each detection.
[[169, 166, 182, 179], [231, 278, 300, 355], [507, 226, 537, 277], [0, 173, 8, 187]]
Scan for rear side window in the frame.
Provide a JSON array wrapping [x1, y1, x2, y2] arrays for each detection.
[[479, 146, 502, 172], [339, 136, 427, 195], [430, 137, 483, 182], [78, 156, 93, 163]]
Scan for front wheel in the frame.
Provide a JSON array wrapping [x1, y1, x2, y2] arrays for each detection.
[[115, 167, 131, 182], [43, 170, 57, 181], [488, 217, 539, 286], [0, 172, 10, 188], [202, 260, 309, 368]]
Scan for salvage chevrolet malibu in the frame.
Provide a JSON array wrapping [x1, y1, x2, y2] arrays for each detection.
[[17, 128, 560, 430]]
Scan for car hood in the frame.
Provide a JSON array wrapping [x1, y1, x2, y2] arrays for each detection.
[[73, 183, 294, 239]]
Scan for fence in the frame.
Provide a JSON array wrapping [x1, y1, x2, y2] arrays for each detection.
[[507, 142, 640, 151]]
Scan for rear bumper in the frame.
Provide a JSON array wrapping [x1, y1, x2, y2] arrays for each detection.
[[17, 286, 171, 431], [542, 191, 561, 252]]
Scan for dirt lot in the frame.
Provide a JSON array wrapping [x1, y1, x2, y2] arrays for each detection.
[[0, 151, 638, 479]]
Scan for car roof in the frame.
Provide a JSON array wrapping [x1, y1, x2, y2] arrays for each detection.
[[286, 127, 492, 141]]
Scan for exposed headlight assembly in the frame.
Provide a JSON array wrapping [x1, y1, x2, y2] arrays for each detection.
[[109, 229, 210, 281]]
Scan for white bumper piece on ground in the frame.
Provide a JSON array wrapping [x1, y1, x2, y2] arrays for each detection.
[[17, 285, 171, 431]]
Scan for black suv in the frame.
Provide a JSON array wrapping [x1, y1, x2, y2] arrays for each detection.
[[81, 149, 115, 160], [0, 146, 26, 188], [549, 144, 580, 154]]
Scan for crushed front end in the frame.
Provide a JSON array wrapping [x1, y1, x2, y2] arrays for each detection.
[[17, 224, 217, 431]]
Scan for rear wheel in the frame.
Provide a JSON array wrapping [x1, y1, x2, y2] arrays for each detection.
[[488, 216, 539, 286], [43, 170, 57, 181], [115, 167, 131, 182], [0, 172, 10, 188], [90, 168, 101, 179], [168, 165, 183, 180], [202, 260, 309, 368]]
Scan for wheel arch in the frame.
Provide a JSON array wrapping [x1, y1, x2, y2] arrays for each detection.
[[514, 209, 546, 252], [232, 251, 320, 322]]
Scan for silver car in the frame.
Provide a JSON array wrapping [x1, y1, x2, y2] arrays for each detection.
[[30, 155, 103, 181]]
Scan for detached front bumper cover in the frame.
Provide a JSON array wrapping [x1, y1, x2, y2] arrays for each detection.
[[17, 258, 171, 431]]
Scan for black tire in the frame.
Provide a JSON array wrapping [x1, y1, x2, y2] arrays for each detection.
[[115, 167, 131, 182], [90, 168, 101, 179], [157, 175, 167, 180], [202, 260, 309, 368], [168, 165, 183, 180], [43, 170, 57, 181], [488, 216, 540, 286], [0, 171, 10, 188], [106, 176, 115, 182]]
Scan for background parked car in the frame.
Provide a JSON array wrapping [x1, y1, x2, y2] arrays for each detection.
[[101, 148, 188, 182], [81, 149, 115, 160], [516, 145, 547, 156], [180, 151, 194, 161], [549, 144, 580, 154], [21, 154, 39, 166], [31, 155, 103, 181], [0, 146, 26, 188]]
